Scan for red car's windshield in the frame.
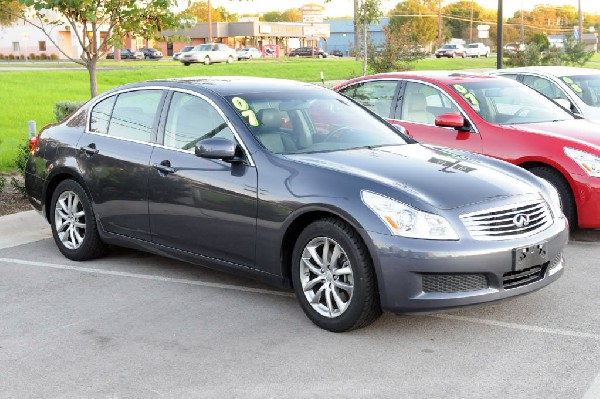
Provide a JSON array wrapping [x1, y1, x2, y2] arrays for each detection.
[[451, 79, 574, 124]]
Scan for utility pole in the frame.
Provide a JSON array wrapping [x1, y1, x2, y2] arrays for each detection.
[[496, 0, 503, 69], [470, 0, 473, 43], [208, 0, 213, 43], [437, 0, 442, 48], [520, 0, 524, 43], [578, 0, 583, 43]]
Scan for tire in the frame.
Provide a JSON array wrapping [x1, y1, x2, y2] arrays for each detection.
[[204, 56, 211, 65], [485, 52, 489, 58], [529, 167, 577, 229], [248, 55, 253, 60], [436, 55, 441, 58], [451, 52, 457, 58], [145, 55, 150, 60], [291, 218, 381, 332], [183, 62, 190, 66], [50, 179, 106, 261], [227, 55, 233, 64]]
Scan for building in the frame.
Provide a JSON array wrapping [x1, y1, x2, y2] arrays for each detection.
[[326, 18, 389, 56], [159, 20, 330, 56]]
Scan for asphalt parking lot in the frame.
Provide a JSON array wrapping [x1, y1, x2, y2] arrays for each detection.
[[1, 211, 599, 398]]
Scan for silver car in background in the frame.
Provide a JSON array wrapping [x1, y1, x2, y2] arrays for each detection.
[[491, 66, 600, 122], [180, 43, 236, 65], [172, 45, 194, 61], [236, 47, 262, 60]]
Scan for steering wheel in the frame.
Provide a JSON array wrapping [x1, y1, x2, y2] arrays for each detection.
[[514, 107, 532, 117], [322, 126, 352, 142]]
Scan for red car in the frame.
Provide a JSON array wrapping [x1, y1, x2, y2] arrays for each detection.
[[334, 72, 600, 229]]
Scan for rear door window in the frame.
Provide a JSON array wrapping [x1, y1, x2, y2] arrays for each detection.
[[107, 90, 164, 143]]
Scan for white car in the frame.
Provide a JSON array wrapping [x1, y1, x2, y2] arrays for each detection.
[[180, 43, 236, 65], [236, 47, 262, 60], [465, 42, 490, 58], [490, 66, 600, 122], [173, 45, 194, 61]]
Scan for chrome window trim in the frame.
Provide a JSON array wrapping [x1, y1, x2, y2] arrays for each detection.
[[83, 86, 255, 167]]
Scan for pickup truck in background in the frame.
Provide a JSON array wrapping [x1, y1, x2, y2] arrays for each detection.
[[465, 43, 490, 58]]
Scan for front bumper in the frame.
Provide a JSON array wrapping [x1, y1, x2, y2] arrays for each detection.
[[570, 172, 600, 228], [363, 217, 568, 314]]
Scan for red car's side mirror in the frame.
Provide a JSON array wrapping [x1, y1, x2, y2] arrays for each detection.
[[435, 113, 470, 132]]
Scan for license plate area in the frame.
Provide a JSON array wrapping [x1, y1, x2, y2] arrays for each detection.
[[513, 243, 548, 271]]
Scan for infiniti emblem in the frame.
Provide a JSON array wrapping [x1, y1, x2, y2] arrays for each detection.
[[513, 213, 530, 228]]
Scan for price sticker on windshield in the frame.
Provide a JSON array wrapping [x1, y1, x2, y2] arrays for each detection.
[[453, 85, 479, 106], [231, 96, 259, 126]]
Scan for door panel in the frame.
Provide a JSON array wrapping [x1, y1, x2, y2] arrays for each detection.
[[148, 92, 258, 266]]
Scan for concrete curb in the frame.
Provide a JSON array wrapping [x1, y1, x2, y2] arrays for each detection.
[[0, 210, 51, 250]]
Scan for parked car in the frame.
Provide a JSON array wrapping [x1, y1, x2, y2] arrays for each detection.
[[504, 43, 526, 56], [180, 43, 236, 65], [434, 44, 466, 58], [139, 48, 163, 60], [335, 72, 600, 229], [465, 42, 490, 58], [489, 66, 600, 122], [172, 45, 194, 61], [330, 49, 344, 57], [288, 47, 328, 58], [106, 48, 143, 60], [24, 77, 567, 332], [236, 47, 262, 60]]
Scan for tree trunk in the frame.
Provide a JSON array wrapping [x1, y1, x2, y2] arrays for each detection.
[[87, 57, 98, 98], [354, 0, 360, 61]]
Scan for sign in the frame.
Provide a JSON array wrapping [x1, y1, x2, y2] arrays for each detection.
[[477, 25, 490, 31], [478, 31, 489, 39], [303, 15, 323, 23], [263, 44, 280, 58]]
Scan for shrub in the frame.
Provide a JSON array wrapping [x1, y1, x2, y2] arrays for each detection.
[[8, 54, 14, 60], [19, 54, 25, 60], [504, 43, 542, 67], [0, 175, 5, 193], [29, 53, 36, 60], [40, 53, 47, 60], [50, 54, 59, 60], [0, 54, 4, 60], [10, 140, 29, 198], [54, 101, 86, 122]]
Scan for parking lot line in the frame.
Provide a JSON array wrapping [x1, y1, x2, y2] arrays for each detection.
[[0, 257, 293, 298], [2, 257, 600, 343], [583, 372, 600, 399]]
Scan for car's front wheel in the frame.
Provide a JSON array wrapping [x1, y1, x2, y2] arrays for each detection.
[[291, 218, 381, 332], [50, 179, 106, 261], [204, 56, 211, 65], [227, 55, 233, 63]]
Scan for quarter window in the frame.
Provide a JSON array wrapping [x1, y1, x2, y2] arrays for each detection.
[[89, 95, 117, 134], [107, 90, 163, 143], [348, 80, 398, 117], [164, 92, 234, 150]]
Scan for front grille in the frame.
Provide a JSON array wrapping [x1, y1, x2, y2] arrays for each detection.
[[503, 265, 547, 289], [422, 273, 489, 293], [460, 195, 552, 240]]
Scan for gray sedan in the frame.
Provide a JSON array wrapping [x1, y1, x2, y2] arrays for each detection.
[[24, 77, 568, 332]]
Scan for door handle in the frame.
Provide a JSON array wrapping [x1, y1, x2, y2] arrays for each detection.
[[80, 144, 99, 156], [153, 161, 175, 175]]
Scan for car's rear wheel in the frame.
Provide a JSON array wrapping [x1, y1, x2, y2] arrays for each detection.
[[204, 56, 211, 65], [50, 180, 106, 261], [529, 167, 577, 229], [451, 52, 457, 58], [227, 55, 233, 63], [145, 55, 150, 60], [183, 62, 190, 66], [291, 218, 381, 332]]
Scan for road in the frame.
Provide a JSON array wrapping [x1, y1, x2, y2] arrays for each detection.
[[0, 211, 599, 398]]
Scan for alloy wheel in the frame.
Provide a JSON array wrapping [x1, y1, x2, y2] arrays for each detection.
[[54, 190, 86, 250]]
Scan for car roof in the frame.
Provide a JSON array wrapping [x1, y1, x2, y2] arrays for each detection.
[[131, 76, 326, 97], [495, 66, 600, 77], [341, 71, 498, 86]]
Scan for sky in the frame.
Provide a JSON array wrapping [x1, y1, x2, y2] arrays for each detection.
[[204, 0, 600, 19]]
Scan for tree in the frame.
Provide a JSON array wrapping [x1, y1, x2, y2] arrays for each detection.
[[260, 8, 301, 22], [0, 0, 23, 25], [183, 1, 231, 22], [357, 0, 383, 75], [442, 0, 485, 40], [388, 0, 437, 46], [0, 0, 187, 98], [368, 24, 427, 73]]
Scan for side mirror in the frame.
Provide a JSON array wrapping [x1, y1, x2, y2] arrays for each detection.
[[195, 137, 241, 162], [435, 113, 470, 132]]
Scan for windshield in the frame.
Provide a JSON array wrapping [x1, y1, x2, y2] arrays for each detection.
[[561, 75, 600, 107], [467, 44, 478, 48], [225, 89, 408, 154], [194, 44, 213, 51], [441, 45, 455, 49], [450, 79, 574, 124]]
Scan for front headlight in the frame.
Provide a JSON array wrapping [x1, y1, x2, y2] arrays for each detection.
[[564, 147, 600, 177], [538, 178, 562, 218], [361, 191, 459, 240]]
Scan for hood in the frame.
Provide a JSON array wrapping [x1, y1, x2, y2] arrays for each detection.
[[286, 144, 539, 210], [505, 119, 600, 150]]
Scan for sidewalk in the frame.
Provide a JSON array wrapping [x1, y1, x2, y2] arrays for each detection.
[[0, 210, 51, 250]]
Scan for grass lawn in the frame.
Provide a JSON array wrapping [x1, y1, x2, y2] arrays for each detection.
[[0, 55, 597, 170]]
